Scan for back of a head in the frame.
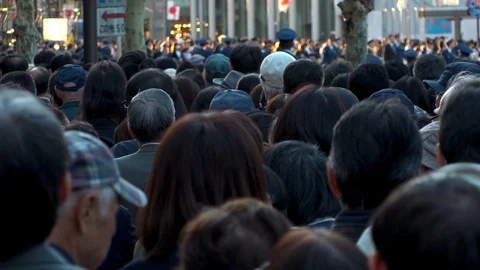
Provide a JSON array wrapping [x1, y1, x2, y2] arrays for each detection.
[[323, 60, 354, 86], [413, 54, 446, 81], [372, 173, 480, 270], [155, 57, 178, 71], [263, 166, 288, 213], [0, 71, 36, 94], [177, 68, 206, 90], [348, 63, 390, 100], [266, 93, 290, 114], [247, 111, 274, 143], [329, 101, 422, 209], [384, 62, 409, 82], [263, 140, 341, 225], [283, 59, 324, 94], [236, 73, 261, 94], [118, 50, 156, 80], [392, 76, 430, 112], [0, 54, 28, 75], [65, 120, 99, 138], [128, 88, 175, 144], [331, 73, 350, 89], [175, 77, 201, 111], [269, 229, 368, 270], [28, 67, 50, 95], [230, 44, 263, 74], [190, 86, 222, 112], [49, 54, 74, 73], [34, 50, 56, 69], [0, 89, 69, 261]]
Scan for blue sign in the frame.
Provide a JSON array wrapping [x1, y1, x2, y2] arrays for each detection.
[[97, 0, 126, 7], [425, 19, 452, 35]]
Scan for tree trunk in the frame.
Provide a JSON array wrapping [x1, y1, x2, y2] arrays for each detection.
[[125, 0, 145, 52], [14, 0, 41, 64], [338, 0, 373, 66]]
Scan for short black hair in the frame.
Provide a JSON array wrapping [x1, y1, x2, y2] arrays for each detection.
[[348, 63, 390, 100], [117, 50, 156, 80], [177, 68, 206, 90], [323, 60, 354, 86], [190, 86, 222, 112], [384, 62, 409, 82], [236, 73, 261, 94], [329, 101, 422, 209], [65, 120, 99, 138], [230, 44, 263, 74], [247, 111, 274, 143], [283, 59, 324, 94], [49, 54, 74, 73], [264, 141, 341, 226], [393, 76, 431, 113], [176, 61, 197, 75], [155, 57, 178, 70], [264, 165, 288, 213], [330, 73, 350, 89], [28, 67, 50, 95], [34, 50, 56, 69], [0, 71, 36, 94], [413, 54, 446, 82], [0, 54, 28, 75]]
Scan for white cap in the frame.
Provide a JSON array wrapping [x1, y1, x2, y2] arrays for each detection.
[[164, 68, 176, 79], [260, 52, 296, 88]]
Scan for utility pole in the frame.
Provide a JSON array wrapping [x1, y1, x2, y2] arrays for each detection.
[[83, 0, 97, 64]]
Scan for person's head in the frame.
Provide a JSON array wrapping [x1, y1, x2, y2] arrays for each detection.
[[0, 71, 36, 94], [49, 131, 146, 269], [177, 68, 206, 90], [384, 62, 409, 82], [269, 229, 368, 270], [223, 110, 264, 152], [0, 89, 70, 261], [263, 166, 288, 213], [266, 93, 290, 115], [348, 63, 390, 100], [271, 87, 358, 155], [50, 54, 74, 73], [204, 54, 230, 84], [65, 120, 99, 138], [0, 54, 28, 75], [79, 61, 127, 122], [283, 59, 324, 94], [260, 52, 296, 100], [177, 60, 197, 75], [323, 60, 354, 86], [328, 101, 422, 209], [117, 50, 156, 80], [154, 56, 177, 70], [127, 88, 175, 144], [34, 50, 56, 69], [371, 168, 480, 270], [49, 71, 63, 107], [54, 64, 87, 103], [250, 84, 267, 109], [413, 54, 446, 82], [210, 89, 256, 114], [393, 76, 431, 113], [190, 86, 223, 112], [230, 44, 263, 74], [330, 73, 350, 89], [137, 113, 268, 259], [247, 111, 274, 143], [175, 77, 201, 111], [264, 141, 341, 225], [236, 73, 261, 95], [29, 66, 50, 96], [179, 199, 291, 270]]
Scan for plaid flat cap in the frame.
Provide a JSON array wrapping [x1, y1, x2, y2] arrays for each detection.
[[64, 131, 147, 208]]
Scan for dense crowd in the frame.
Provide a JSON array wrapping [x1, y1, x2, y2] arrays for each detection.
[[2, 27, 480, 270]]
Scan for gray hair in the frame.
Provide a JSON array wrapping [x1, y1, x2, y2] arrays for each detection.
[[59, 187, 116, 218], [261, 82, 282, 101], [128, 88, 175, 144], [438, 73, 480, 115]]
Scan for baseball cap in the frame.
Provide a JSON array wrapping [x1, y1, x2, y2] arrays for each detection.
[[213, 70, 243, 89], [64, 131, 147, 208], [210, 89, 256, 114], [369, 88, 415, 115], [458, 43, 473, 56], [419, 121, 440, 170], [423, 62, 480, 94], [198, 38, 207, 46], [55, 64, 86, 92], [205, 54, 230, 78], [403, 49, 418, 59], [260, 52, 296, 88]]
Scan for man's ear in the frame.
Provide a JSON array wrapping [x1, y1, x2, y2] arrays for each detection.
[[437, 143, 447, 167], [327, 164, 342, 201], [370, 252, 388, 270], [76, 192, 100, 234]]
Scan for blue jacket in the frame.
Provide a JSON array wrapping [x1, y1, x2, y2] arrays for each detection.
[[442, 49, 457, 64], [221, 46, 233, 58], [323, 45, 339, 65]]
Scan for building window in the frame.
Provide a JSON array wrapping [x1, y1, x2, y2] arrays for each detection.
[[442, 0, 459, 5]]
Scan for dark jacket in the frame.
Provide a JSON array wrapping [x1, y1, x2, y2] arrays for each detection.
[[111, 139, 139, 158], [442, 49, 457, 64], [122, 250, 178, 270], [221, 46, 233, 58], [89, 119, 118, 148], [59, 101, 80, 121], [323, 45, 339, 65], [384, 43, 398, 62], [331, 209, 374, 243]]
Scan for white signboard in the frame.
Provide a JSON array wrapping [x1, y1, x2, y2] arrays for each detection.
[[97, 0, 126, 8], [97, 7, 126, 37], [43, 18, 68, 41]]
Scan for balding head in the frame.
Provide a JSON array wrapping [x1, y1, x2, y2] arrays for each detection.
[[29, 67, 50, 95]]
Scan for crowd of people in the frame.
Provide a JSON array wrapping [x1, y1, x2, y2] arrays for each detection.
[[3, 26, 480, 270]]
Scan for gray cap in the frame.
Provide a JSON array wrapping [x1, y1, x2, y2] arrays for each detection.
[[419, 121, 440, 170]]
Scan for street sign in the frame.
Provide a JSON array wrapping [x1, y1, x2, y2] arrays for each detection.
[[97, 0, 126, 8], [97, 7, 126, 37]]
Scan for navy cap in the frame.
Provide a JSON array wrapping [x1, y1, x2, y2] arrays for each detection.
[[55, 64, 86, 92], [205, 54, 230, 78], [366, 54, 383, 65], [423, 62, 480, 94], [404, 49, 418, 59], [370, 88, 415, 115], [223, 37, 233, 43], [458, 43, 473, 56], [198, 38, 207, 46], [276, 28, 296, 42], [210, 89, 256, 114]]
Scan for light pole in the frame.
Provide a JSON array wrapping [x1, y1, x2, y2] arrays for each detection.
[[83, 0, 96, 64]]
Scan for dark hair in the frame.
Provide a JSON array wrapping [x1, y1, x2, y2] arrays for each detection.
[[264, 141, 341, 225], [79, 61, 127, 122], [283, 59, 324, 94], [177, 68, 206, 90], [323, 60, 354, 86], [230, 44, 263, 74], [114, 119, 134, 143], [264, 166, 288, 213], [179, 199, 291, 270], [250, 84, 267, 109], [34, 50, 56, 69], [175, 77, 201, 111], [236, 73, 261, 94], [190, 86, 222, 112], [384, 62, 409, 82], [330, 73, 350, 89], [266, 93, 290, 115], [49, 54, 74, 73], [413, 54, 446, 81], [48, 71, 62, 106], [126, 68, 187, 118], [0, 71, 36, 94], [138, 113, 268, 260], [65, 120, 99, 138], [271, 87, 358, 155], [224, 110, 264, 152], [0, 54, 28, 75], [176, 61, 197, 75], [348, 63, 390, 100], [247, 111, 274, 143], [393, 76, 431, 113], [269, 229, 368, 270], [440, 83, 480, 164], [28, 67, 50, 95], [329, 101, 422, 209], [0, 90, 69, 261], [117, 50, 156, 80], [372, 173, 480, 270], [52, 108, 69, 127], [155, 57, 177, 70]]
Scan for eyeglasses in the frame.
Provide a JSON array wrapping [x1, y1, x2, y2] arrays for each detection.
[[254, 261, 270, 270]]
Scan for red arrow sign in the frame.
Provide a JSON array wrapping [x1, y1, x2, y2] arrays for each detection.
[[102, 10, 125, 22]]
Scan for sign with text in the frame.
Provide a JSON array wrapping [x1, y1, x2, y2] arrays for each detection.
[[97, 0, 126, 8], [97, 7, 126, 37]]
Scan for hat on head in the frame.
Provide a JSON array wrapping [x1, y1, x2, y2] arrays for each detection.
[[164, 68, 176, 79], [260, 52, 296, 88], [423, 62, 480, 94], [404, 49, 418, 59], [198, 38, 207, 46], [213, 70, 244, 89], [191, 54, 206, 65], [419, 121, 440, 170], [223, 37, 233, 43], [370, 88, 415, 115], [276, 28, 296, 42], [366, 54, 383, 65], [210, 89, 256, 114], [458, 43, 473, 56], [205, 54, 230, 78], [55, 64, 86, 92], [65, 131, 147, 208]]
